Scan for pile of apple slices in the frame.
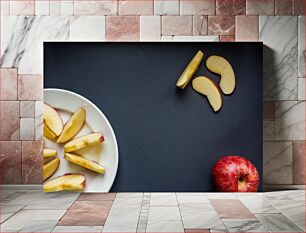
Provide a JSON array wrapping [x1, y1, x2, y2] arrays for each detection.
[[43, 103, 105, 192], [176, 51, 236, 112]]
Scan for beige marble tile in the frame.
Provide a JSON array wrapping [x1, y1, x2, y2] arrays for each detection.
[[50, 1, 61, 15], [154, 0, 179, 15], [52, 226, 103, 232], [74, 1, 117, 15], [162, 16, 192, 36], [20, 101, 35, 118], [61, 0, 74, 15], [263, 121, 275, 141], [180, 0, 215, 15], [150, 193, 178, 206], [35, 101, 43, 140], [18, 75, 43, 100], [176, 193, 210, 204], [119, 0, 153, 15], [293, 140, 305, 184], [148, 206, 181, 221], [223, 219, 268, 232], [146, 220, 184, 232], [20, 220, 58, 232], [1, 204, 24, 223], [140, 16, 161, 41], [35, 0, 50, 15], [298, 16, 305, 78], [10, 0, 34, 15], [20, 118, 35, 140]]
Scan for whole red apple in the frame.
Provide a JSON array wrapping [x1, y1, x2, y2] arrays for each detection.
[[212, 156, 259, 192]]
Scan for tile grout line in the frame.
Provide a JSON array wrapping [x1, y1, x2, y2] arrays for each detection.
[[136, 192, 150, 232]]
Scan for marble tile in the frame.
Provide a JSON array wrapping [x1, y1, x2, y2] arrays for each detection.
[[18, 75, 43, 100], [206, 193, 237, 199], [10, 0, 35, 15], [293, 0, 305, 15], [184, 229, 210, 233], [20, 220, 58, 232], [61, 1, 74, 16], [236, 16, 258, 41], [0, 204, 24, 223], [148, 206, 181, 221], [20, 101, 35, 117], [216, 0, 246, 15], [21, 141, 43, 184], [263, 101, 275, 120], [52, 226, 103, 232], [161, 35, 174, 41], [35, 1, 50, 15], [74, 1, 117, 15], [0, 101, 20, 140], [49, 1, 61, 16], [70, 16, 105, 41], [208, 16, 235, 36], [256, 213, 303, 232], [193, 16, 208, 35], [150, 193, 178, 206], [154, 0, 179, 15], [293, 140, 305, 184], [0, 190, 17, 201], [1, 16, 70, 74], [180, 0, 215, 15], [263, 190, 305, 201], [210, 199, 256, 219], [0, 209, 66, 232], [78, 193, 116, 201], [246, 0, 274, 15], [34, 101, 43, 140], [219, 35, 235, 42], [119, 0, 153, 15], [263, 141, 293, 184], [0, 68, 18, 100], [140, 16, 161, 41], [275, 101, 305, 140], [162, 16, 192, 36], [1, 0, 10, 15], [1, 191, 25, 203], [275, 0, 293, 15], [146, 221, 184, 232], [260, 16, 298, 100], [173, 36, 219, 41], [20, 118, 35, 140], [298, 16, 305, 78], [106, 16, 139, 41], [263, 121, 275, 141], [238, 196, 279, 213], [176, 193, 210, 204], [298, 78, 305, 100], [223, 219, 268, 232]]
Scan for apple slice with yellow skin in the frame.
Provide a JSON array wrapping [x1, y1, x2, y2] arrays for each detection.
[[206, 55, 235, 95], [64, 153, 105, 174], [44, 124, 57, 140], [44, 103, 63, 137], [43, 158, 60, 181], [57, 108, 86, 143], [43, 148, 57, 158], [192, 76, 222, 112], [176, 50, 204, 89], [64, 133, 104, 152], [44, 173, 86, 192]]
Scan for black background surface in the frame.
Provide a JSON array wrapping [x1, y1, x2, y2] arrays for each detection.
[[44, 42, 263, 192]]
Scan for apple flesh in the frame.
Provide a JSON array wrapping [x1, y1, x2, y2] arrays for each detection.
[[212, 156, 259, 192], [206, 55, 236, 95], [43, 158, 60, 181], [44, 125, 57, 140], [176, 50, 204, 89], [64, 153, 105, 174], [57, 107, 86, 143], [64, 133, 104, 152], [192, 76, 222, 112], [43, 148, 57, 158], [44, 173, 86, 192], [44, 103, 63, 137]]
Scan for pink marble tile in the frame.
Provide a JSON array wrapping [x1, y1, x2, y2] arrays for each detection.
[[210, 199, 256, 219], [119, 0, 153, 15], [162, 16, 192, 36], [18, 75, 43, 100], [21, 141, 43, 184], [106, 16, 140, 41], [20, 101, 35, 118], [263, 101, 275, 120], [219, 35, 235, 42], [78, 193, 117, 201], [293, 0, 305, 15], [216, 0, 246, 15], [208, 16, 235, 36], [74, 0, 117, 15], [193, 16, 208, 35], [293, 140, 305, 184], [275, 0, 293, 15], [180, 0, 215, 15], [246, 0, 274, 15], [0, 69, 18, 100], [0, 141, 22, 184], [236, 15, 258, 41], [10, 0, 35, 15], [0, 101, 20, 140]]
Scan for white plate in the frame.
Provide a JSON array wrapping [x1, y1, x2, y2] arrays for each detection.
[[44, 88, 119, 192]]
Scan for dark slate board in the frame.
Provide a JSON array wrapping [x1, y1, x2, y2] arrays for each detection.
[[44, 42, 263, 192]]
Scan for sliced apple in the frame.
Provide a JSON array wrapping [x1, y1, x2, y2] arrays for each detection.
[[192, 76, 222, 112], [206, 55, 236, 95], [64, 153, 105, 174], [44, 103, 63, 137], [43, 158, 60, 181], [44, 173, 86, 192], [44, 124, 57, 140], [57, 108, 86, 143], [43, 148, 57, 158], [64, 133, 104, 152], [176, 50, 204, 89]]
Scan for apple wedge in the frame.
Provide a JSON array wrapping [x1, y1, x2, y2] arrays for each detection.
[[64, 133, 104, 152], [176, 50, 204, 89], [43, 148, 57, 158], [44, 125, 57, 140], [57, 108, 86, 143], [64, 153, 105, 174], [44, 173, 86, 192], [43, 158, 60, 181], [44, 103, 63, 137], [206, 55, 235, 95], [192, 76, 222, 112]]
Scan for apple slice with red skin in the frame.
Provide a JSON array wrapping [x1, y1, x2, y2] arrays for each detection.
[[64, 133, 104, 152], [43, 173, 86, 192], [64, 153, 105, 174]]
